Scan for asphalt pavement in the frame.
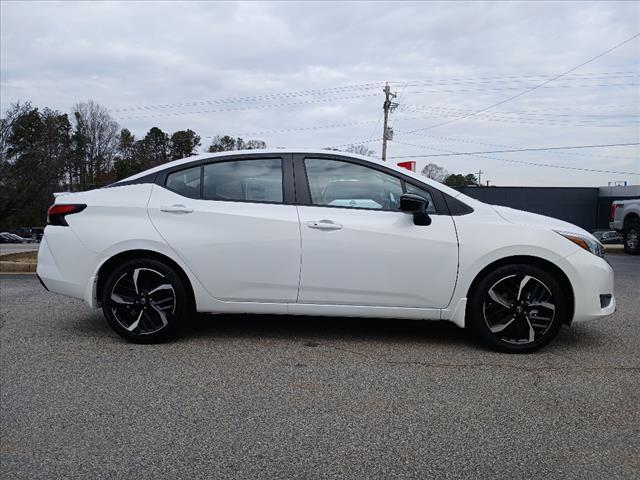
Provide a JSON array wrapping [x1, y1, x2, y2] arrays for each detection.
[[1, 255, 639, 479]]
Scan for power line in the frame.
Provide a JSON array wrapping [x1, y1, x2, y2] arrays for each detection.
[[387, 142, 640, 158], [203, 119, 379, 138], [386, 70, 638, 85], [402, 103, 638, 118], [400, 33, 640, 136], [108, 71, 637, 115], [394, 109, 636, 129], [394, 132, 638, 161], [115, 92, 380, 120], [399, 82, 638, 95], [389, 141, 640, 176], [111, 83, 381, 113]]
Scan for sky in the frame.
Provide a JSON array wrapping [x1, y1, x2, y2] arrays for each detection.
[[1, 0, 639, 186]]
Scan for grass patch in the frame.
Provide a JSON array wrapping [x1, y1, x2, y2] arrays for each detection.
[[0, 251, 37, 263]]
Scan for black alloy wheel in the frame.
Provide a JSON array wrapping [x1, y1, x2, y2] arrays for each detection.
[[102, 258, 189, 343], [624, 222, 639, 255], [468, 264, 566, 353]]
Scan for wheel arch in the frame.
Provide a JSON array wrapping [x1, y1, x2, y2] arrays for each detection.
[[465, 255, 575, 325], [96, 249, 196, 308], [623, 212, 639, 228]]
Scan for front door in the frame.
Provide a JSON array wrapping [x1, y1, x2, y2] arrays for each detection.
[[296, 156, 458, 308]]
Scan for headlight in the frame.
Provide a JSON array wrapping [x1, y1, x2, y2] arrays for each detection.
[[555, 230, 604, 257]]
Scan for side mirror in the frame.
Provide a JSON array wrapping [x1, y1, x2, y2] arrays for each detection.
[[400, 193, 431, 226]]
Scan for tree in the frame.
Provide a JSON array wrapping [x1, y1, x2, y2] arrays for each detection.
[[208, 135, 266, 152], [138, 127, 169, 168], [421, 163, 449, 182], [169, 129, 201, 160], [70, 100, 119, 188], [240, 138, 266, 150], [0, 101, 33, 166], [444, 173, 478, 187], [345, 144, 375, 157], [0, 105, 71, 227], [113, 128, 140, 180]]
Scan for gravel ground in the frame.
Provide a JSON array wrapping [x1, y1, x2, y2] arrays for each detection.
[[1, 255, 639, 479]]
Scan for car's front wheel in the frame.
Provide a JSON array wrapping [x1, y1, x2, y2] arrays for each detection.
[[101, 258, 190, 343], [468, 264, 567, 353]]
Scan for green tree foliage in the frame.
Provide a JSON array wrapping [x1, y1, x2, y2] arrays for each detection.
[[170, 129, 201, 160], [113, 128, 140, 180], [138, 127, 170, 169], [444, 173, 478, 187], [0, 104, 72, 227]]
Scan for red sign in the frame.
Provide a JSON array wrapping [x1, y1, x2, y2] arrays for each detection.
[[397, 161, 416, 172]]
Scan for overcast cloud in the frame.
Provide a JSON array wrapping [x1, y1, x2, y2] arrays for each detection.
[[1, 0, 638, 186]]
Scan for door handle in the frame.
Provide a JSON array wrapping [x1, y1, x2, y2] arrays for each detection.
[[160, 204, 194, 214], [306, 220, 343, 231]]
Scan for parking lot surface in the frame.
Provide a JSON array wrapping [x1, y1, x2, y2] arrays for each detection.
[[1, 255, 639, 479]]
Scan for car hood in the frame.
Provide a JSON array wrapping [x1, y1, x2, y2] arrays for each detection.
[[492, 205, 594, 239]]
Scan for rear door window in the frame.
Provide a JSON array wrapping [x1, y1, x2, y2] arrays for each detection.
[[203, 158, 283, 203]]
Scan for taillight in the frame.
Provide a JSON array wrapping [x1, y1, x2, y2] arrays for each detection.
[[47, 204, 86, 226], [610, 203, 619, 222]]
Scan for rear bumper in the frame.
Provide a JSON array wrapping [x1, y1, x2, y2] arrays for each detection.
[[36, 228, 95, 305]]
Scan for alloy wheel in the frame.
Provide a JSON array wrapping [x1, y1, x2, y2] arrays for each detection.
[[482, 273, 556, 345], [109, 267, 176, 335], [626, 228, 638, 250]]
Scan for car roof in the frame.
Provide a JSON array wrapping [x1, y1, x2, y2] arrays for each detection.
[[119, 148, 479, 204]]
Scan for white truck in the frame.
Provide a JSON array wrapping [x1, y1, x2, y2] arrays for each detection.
[[610, 199, 640, 254]]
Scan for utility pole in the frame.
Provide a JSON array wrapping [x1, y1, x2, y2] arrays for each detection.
[[476, 169, 484, 186], [381, 83, 397, 161]]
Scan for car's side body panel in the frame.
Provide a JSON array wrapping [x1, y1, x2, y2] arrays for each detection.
[[296, 205, 459, 308]]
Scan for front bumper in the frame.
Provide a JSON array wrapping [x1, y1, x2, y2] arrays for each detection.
[[565, 249, 616, 322]]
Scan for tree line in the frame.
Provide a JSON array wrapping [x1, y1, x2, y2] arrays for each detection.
[[421, 162, 479, 187]]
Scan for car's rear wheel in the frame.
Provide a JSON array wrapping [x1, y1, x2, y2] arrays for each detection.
[[623, 222, 639, 255], [101, 258, 189, 343], [468, 264, 567, 353]]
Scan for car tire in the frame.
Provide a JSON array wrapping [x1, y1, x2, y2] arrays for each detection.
[[623, 222, 640, 255], [468, 263, 567, 353], [101, 258, 190, 343]]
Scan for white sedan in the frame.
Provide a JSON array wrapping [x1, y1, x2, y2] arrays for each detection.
[[37, 149, 615, 353]]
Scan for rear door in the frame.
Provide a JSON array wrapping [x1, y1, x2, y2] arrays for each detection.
[[294, 155, 459, 308], [148, 154, 301, 303]]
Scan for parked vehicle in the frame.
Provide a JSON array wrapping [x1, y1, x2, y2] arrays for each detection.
[[0, 232, 27, 243], [37, 150, 615, 353], [610, 199, 640, 254], [593, 230, 622, 245]]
